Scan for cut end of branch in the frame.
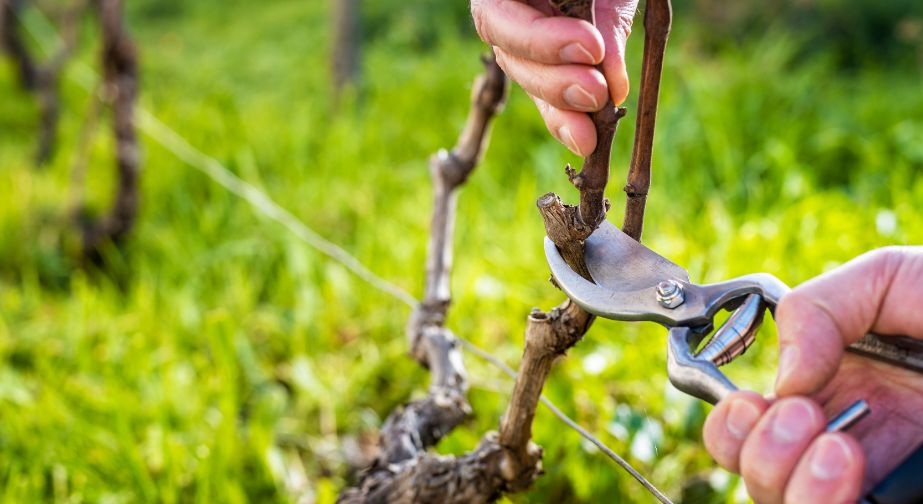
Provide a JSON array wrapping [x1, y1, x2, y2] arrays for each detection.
[[536, 192, 593, 280]]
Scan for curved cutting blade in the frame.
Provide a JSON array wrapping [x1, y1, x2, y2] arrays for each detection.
[[544, 220, 789, 327]]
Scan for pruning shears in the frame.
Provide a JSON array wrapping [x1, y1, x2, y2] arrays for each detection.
[[544, 219, 923, 503], [544, 219, 923, 405]]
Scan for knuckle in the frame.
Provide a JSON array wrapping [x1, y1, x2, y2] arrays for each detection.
[[615, 4, 637, 36]]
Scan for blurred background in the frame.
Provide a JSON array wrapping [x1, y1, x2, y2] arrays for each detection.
[[1, 0, 921, 502]]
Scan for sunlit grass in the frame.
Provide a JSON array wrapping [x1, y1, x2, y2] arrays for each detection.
[[0, 1, 921, 502]]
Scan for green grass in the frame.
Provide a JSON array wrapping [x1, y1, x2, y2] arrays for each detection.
[[0, 1, 921, 502]]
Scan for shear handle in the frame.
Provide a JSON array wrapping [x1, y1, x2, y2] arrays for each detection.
[[667, 326, 737, 405]]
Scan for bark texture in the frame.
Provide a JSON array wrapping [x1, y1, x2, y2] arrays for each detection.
[[81, 0, 139, 258], [339, 55, 508, 504], [531, 0, 674, 491], [622, 0, 671, 240], [550, 0, 629, 247], [550, 0, 672, 244]]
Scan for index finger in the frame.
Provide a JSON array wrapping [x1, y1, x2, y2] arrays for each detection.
[[471, 0, 605, 65], [774, 246, 923, 396]]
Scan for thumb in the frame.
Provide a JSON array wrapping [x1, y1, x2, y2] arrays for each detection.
[[594, 0, 638, 105], [774, 246, 923, 396]]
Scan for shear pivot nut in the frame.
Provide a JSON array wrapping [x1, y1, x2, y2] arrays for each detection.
[[656, 280, 685, 309]]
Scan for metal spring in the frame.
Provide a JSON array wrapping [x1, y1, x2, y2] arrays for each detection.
[[695, 293, 765, 366]]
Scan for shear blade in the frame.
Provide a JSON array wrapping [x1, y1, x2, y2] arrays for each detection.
[[545, 220, 789, 327], [545, 220, 690, 324], [583, 220, 689, 290]]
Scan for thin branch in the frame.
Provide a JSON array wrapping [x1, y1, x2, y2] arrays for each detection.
[[2, 0, 85, 165], [487, 1, 673, 502], [622, 0, 672, 241], [549, 0, 627, 236], [417, 54, 507, 330]]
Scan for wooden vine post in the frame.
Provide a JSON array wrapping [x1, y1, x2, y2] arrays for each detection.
[[341, 0, 672, 501]]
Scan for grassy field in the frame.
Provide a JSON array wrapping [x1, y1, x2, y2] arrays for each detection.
[[1, 1, 921, 502]]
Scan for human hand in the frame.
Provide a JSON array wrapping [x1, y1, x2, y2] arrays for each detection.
[[703, 247, 923, 503], [470, 0, 638, 156]]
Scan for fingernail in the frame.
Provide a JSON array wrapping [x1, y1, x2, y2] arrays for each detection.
[[563, 84, 600, 111], [810, 435, 853, 480], [557, 126, 581, 155], [560, 42, 596, 64], [771, 398, 817, 443], [775, 345, 800, 391], [726, 399, 760, 440]]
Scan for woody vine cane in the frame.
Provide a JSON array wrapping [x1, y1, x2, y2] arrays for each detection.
[[341, 0, 675, 502]]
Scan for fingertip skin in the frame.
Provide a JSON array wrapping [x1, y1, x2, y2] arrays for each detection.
[[703, 391, 769, 473], [784, 433, 865, 504], [471, 0, 605, 65], [607, 65, 630, 105], [529, 94, 597, 156], [739, 397, 826, 504], [496, 48, 608, 113]]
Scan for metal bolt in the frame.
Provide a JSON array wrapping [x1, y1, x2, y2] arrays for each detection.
[[656, 280, 685, 309]]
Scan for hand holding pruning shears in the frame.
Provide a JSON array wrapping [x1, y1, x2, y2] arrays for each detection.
[[471, 1, 923, 501], [546, 222, 923, 503], [702, 248, 923, 503]]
